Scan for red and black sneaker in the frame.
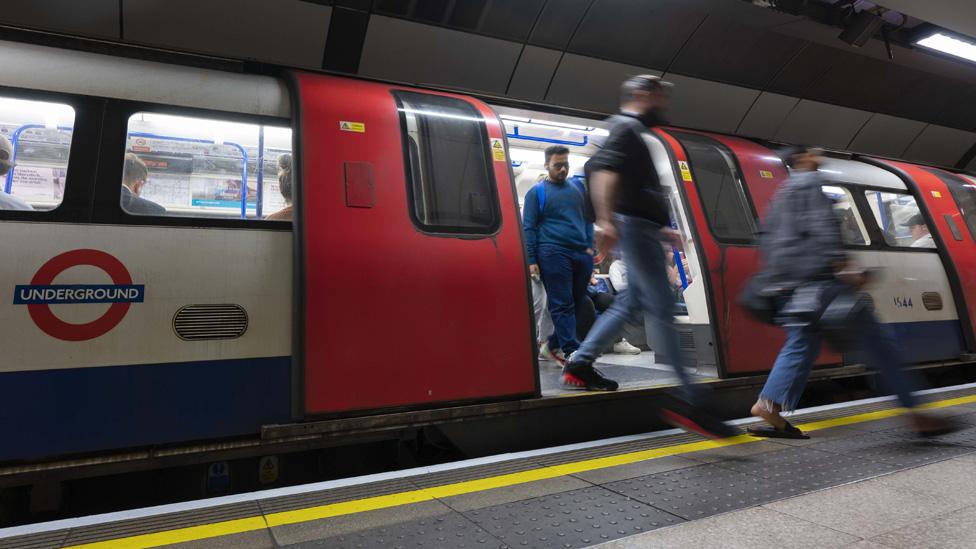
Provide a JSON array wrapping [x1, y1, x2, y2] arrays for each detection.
[[562, 362, 619, 391], [660, 400, 739, 440]]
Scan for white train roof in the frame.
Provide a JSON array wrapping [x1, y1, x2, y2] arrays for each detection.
[[0, 40, 289, 119]]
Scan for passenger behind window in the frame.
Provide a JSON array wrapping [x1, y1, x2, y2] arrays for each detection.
[[121, 153, 166, 215], [903, 213, 935, 248], [0, 135, 33, 211], [265, 153, 292, 221]]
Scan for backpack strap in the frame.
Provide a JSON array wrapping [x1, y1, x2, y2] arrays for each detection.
[[535, 181, 546, 217]]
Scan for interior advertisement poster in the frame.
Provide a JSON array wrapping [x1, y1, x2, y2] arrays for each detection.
[[9, 165, 66, 206]]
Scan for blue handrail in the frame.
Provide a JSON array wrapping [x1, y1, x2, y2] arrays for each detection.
[[4, 124, 74, 195], [128, 132, 249, 219], [506, 125, 589, 147], [256, 126, 264, 219]]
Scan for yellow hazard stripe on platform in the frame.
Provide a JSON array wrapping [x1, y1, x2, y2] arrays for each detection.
[[63, 393, 976, 548]]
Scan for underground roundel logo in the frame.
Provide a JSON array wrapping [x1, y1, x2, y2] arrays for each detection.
[[13, 249, 144, 341]]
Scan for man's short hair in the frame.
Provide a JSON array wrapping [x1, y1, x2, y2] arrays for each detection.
[[544, 145, 570, 164], [621, 74, 673, 103], [122, 152, 148, 184], [0, 134, 14, 176]]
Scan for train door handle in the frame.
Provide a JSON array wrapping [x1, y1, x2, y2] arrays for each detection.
[[922, 292, 943, 311]]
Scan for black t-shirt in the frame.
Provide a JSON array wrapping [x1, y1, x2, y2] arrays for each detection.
[[585, 113, 670, 225]]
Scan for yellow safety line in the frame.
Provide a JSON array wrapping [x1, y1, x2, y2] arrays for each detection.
[[63, 392, 976, 548]]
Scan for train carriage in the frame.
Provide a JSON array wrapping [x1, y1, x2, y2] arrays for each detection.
[[1, 38, 976, 471]]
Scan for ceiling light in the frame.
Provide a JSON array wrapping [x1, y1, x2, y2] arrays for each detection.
[[916, 32, 976, 64]]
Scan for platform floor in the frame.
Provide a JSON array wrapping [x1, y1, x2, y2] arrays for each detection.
[[539, 350, 713, 396], [5, 384, 976, 549]]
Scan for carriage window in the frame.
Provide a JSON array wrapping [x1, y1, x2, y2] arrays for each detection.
[[122, 112, 292, 220], [863, 190, 936, 249], [393, 91, 499, 234], [671, 131, 756, 243], [927, 169, 976, 243], [0, 97, 75, 212], [822, 186, 868, 245]]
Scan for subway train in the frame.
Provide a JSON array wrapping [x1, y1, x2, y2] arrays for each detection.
[[2, 37, 976, 469]]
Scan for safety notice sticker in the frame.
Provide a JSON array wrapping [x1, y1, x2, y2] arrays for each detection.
[[490, 139, 506, 161], [678, 161, 692, 182], [339, 121, 365, 133], [759, 170, 773, 179]]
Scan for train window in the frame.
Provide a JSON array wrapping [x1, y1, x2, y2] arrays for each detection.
[[822, 186, 869, 245], [0, 96, 75, 212], [122, 112, 292, 220], [670, 131, 756, 243], [393, 91, 500, 234], [863, 190, 937, 249]]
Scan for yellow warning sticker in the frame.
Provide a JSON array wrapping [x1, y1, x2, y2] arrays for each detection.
[[931, 190, 943, 198], [490, 139, 506, 162], [678, 161, 692, 182], [759, 170, 773, 179], [339, 121, 365, 133]]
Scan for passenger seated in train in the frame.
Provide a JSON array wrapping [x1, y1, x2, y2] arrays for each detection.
[[903, 213, 936, 248], [120, 153, 166, 215], [0, 135, 32, 211], [266, 153, 293, 221], [587, 270, 641, 355]]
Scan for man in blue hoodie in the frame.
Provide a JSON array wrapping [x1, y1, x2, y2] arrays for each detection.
[[523, 145, 594, 363]]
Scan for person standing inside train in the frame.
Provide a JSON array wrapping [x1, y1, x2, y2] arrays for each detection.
[[748, 147, 953, 438], [522, 145, 595, 363], [563, 75, 736, 439], [0, 135, 32, 211]]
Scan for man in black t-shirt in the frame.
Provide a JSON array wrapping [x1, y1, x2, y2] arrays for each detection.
[[563, 75, 736, 439]]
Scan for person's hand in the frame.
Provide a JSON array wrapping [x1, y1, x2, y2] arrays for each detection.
[[595, 220, 619, 256], [660, 227, 683, 250], [586, 247, 594, 256], [529, 264, 540, 279]]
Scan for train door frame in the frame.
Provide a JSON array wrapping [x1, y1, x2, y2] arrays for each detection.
[[860, 157, 976, 355]]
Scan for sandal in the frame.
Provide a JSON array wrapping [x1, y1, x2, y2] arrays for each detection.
[[747, 420, 809, 439]]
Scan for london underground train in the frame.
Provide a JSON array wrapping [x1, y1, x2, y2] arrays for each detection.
[[1, 37, 975, 471]]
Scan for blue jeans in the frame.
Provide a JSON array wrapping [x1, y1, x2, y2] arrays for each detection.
[[759, 306, 920, 411], [574, 215, 701, 403], [538, 245, 593, 355]]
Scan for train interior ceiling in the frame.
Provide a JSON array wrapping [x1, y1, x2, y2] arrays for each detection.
[[4, 83, 973, 397]]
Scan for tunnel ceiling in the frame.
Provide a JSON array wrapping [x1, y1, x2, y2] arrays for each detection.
[[3, 0, 976, 169]]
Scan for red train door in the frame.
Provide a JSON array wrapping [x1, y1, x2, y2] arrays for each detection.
[[657, 130, 839, 375], [870, 159, 976, 353], [294, 72, 536, 415]]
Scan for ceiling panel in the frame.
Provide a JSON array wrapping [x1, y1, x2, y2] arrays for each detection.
[[903, 125, 976, 167], [668, 17, 805, 88], [124, 0, 331, 68], [479, 0, 546, 41], [359, 16, 521, 94], [546, 54, 660, 113], [528, 0, 592, 50], [507, 46, 561, 101], [773, 100, 872, 150], [766, 43, 842, 97], [0, 0, 119, 40], [660, 74, 760, 134], [735, 93, 800, 140], [847, 114, 926, 158], [567, 0, 707, 69]]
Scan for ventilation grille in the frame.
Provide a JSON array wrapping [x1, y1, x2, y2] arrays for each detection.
[[173, 304, 248, 341], [922, 292, 943, 311], [678, 330, 696, 351]]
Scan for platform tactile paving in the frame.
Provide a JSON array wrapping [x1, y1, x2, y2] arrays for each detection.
[[808, 429, 975, 467], [285, 512, 503, 549], [602, 463, 790, 520], [463, 486, 684, 549]]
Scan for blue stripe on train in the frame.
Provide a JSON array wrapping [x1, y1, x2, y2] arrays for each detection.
[[0, 357, 291, 462], [885, 320, 965, 365]]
